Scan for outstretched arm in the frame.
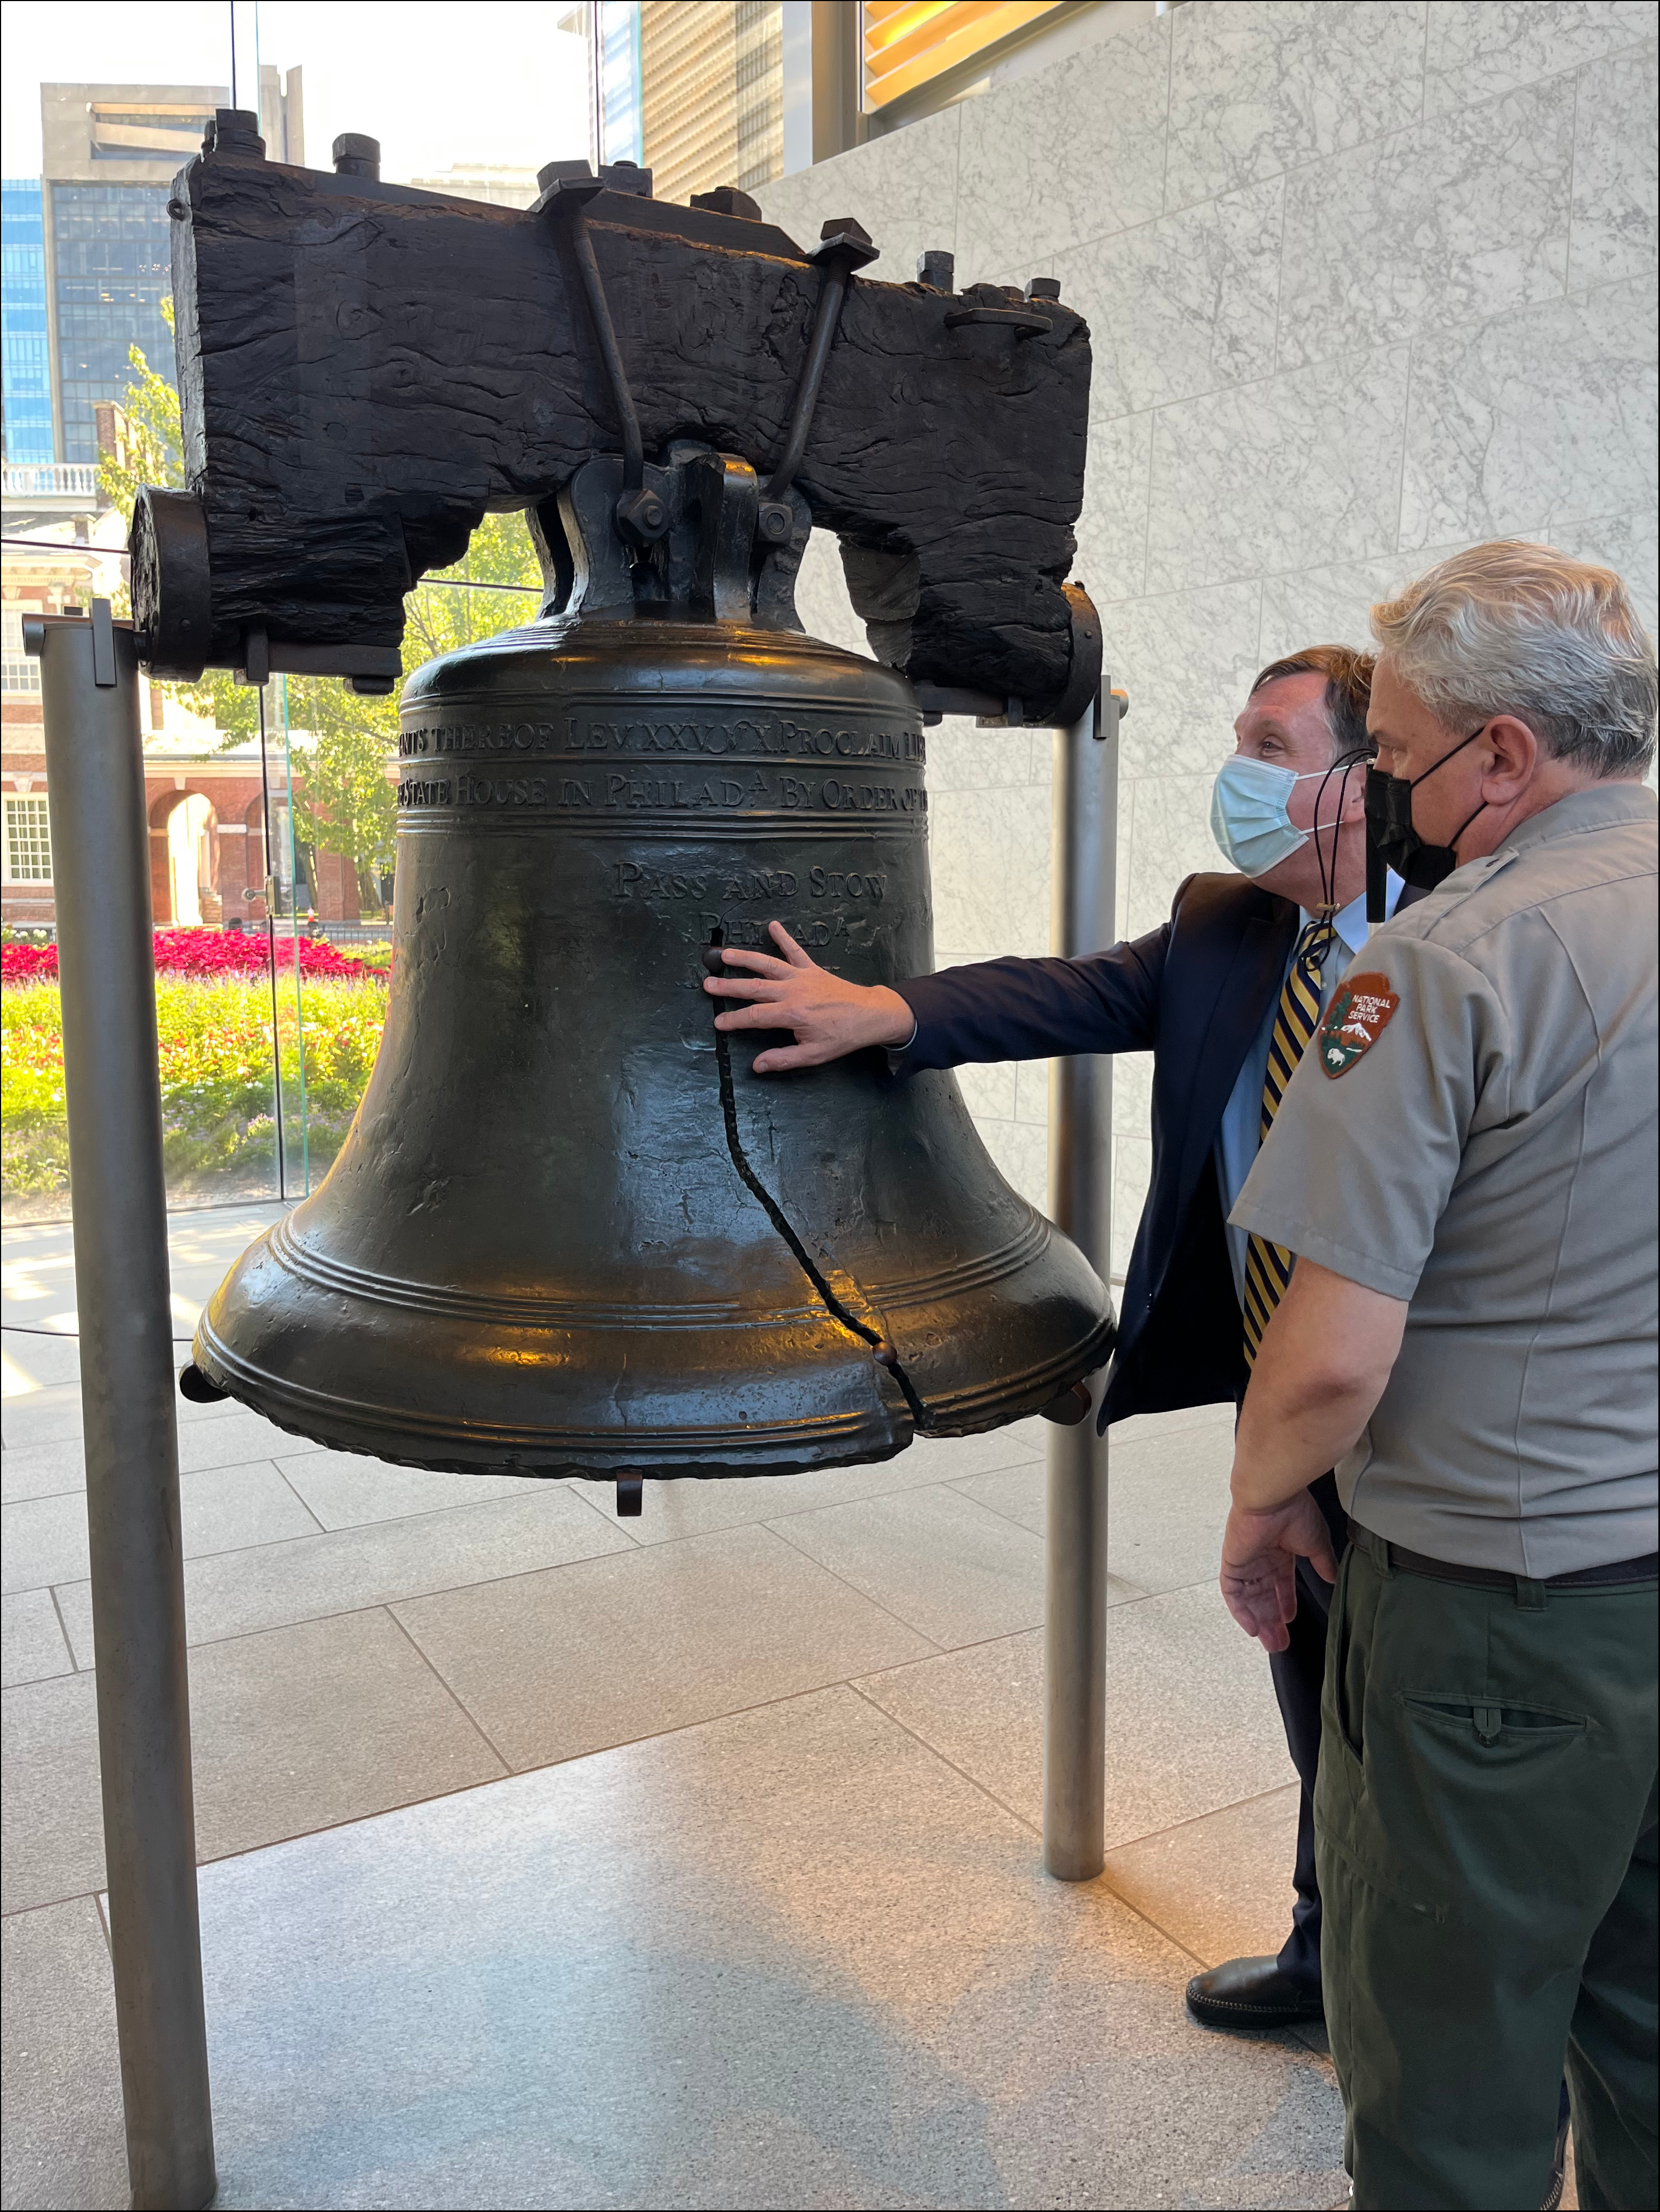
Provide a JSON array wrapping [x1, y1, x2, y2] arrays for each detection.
[[706, 913, 1172, 1076], [704, 923, 915, 1073]]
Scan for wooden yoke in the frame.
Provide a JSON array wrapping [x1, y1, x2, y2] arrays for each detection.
[[134, 109, 1097, 723]]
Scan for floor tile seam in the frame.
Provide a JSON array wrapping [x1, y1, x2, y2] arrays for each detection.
[[67, 1483, 642, 1584], [37, 1539, 647, 1666], [840, 1676, 1042, 1842], [269, 1457, 329, 1537], [379, 1602, 516, 1776], [607, 1453, 1047, 1549], [937, 1473, 1047, 1534], [1085, 1872, 1214, 1974], [837, 1689, 1215, 1977], [46, 1581, 75, 1676], [752, 1509, 952, 1653], [1100, 1776, 1304, 1859], [0, 1884, 106, 1925], [0, 1478, 85, 1505]]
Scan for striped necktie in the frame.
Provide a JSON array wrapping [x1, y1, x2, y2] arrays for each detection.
[[1242, 919, 1334, 1365]]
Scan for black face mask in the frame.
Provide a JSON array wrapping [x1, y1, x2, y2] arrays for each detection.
[[1364, 725, 1490, 891]]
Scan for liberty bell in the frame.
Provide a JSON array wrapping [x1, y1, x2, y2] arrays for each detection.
[[189, 445, 1112, 1485], [140, 138, 1114, 1495]]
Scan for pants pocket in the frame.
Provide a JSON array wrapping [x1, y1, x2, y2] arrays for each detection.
[[1330, 1550, 1364, 1761], [1399, 1693, 1587, 1756]]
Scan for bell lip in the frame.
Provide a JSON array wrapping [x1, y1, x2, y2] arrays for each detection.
[[190, 1314, 917, 1478], [188, 1306, 1114, 1474]]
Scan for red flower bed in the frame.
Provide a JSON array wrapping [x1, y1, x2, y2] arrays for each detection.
[[2, 929, 373, 985]]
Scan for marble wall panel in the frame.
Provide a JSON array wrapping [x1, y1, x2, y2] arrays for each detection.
[[1113, 1133, 1154, 1279], [1051, 180, 1283, 420], [1165, 2, 1427, 212], [1552, 508, 1660, 642], [1401, 274, 1659, 547], [754, 104, 961, 284], [954, 14, 1170, 279], [1112, 1048, 1155, 1142], [1122, 773, 1234, 940], [792, 528, 865, 655], [1276, 76, 1575, 369], [926, 721, 1042, 793], [955, 1060, 1019, 1124], [754, 1, 1656, 1216], [1423, 0, 1657, 118], [977, 1113, 1050, 1213], [929, 784, 1053, 959], [1015, 1061, 1053, 1127], [1145, 347, 1410, 595], [1568, 41, 1660, 291], [1257, 554, 1424, 665], [1076, 410, 1154, 605], [1102, 580, 1265, 781]]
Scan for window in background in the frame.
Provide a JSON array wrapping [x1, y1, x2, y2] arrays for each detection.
[[636, 0, 784, 203], [4, 795, 53, 881], [861, 1, 1069, 115], [40, 81, 225, 461], [2, 179, 55, 464], [49, 183, 175, 462], [2, 608, 43, 695]]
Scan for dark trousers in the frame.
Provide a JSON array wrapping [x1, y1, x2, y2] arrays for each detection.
[[1319, 1534, 1658, 2208], [1268, 1468, 1349, 1991]]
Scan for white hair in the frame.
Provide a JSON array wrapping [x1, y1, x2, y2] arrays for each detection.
[[1371, 541, 1657, 777]]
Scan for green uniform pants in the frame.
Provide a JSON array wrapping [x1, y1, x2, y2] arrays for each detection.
[[1315, 1529, 1658, 2210]]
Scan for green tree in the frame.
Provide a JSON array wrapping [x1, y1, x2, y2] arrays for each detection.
[[101, 321, 544, 908], [97, 308, 258, 742]]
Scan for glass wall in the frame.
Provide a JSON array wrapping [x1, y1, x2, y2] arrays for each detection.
[[1, 1, 567, 1227]]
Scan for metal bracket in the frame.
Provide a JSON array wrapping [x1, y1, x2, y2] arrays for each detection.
[[90, 599, 118, 687]]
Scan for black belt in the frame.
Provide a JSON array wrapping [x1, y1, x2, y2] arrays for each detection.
[[1355, 1527, 1658, 1592]]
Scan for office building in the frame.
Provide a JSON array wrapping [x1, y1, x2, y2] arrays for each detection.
[[561, 3, 784, 204], [1, 180, 54, 463], [404, 164, 541, 209], [39, 74, 301, 463]]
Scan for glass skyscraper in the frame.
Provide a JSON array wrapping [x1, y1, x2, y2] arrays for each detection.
[[1, 179, 54, 464], [50, 184, 175, 465]]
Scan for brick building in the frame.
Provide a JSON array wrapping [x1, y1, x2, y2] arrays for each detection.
[[3, 532, 365, 934]]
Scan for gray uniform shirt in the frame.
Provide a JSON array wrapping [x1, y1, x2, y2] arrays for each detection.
[[1230, 782, 1658, 1576]]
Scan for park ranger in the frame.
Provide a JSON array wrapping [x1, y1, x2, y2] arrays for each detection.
[[1221, 541, 1658, 2211]]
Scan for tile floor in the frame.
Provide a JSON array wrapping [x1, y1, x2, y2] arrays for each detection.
[[2, 1203, 1360, 2208]]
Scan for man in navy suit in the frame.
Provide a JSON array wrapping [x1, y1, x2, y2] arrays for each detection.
[[705, 645, 1399, 2032]]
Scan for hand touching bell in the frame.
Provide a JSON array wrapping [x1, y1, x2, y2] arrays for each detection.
[[703, 922, 915, 1071]]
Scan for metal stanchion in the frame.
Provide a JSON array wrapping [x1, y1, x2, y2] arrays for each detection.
[[28, 604, 217, 2210], [1043, 685, 1120, 1881]]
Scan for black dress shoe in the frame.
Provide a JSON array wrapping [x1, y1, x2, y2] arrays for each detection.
[[1185, 1956, 1324, 2029]]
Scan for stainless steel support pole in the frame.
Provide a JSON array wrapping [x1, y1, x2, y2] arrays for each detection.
[[32, 606, 217, 2211], [1043, 687, 1119, 1881]]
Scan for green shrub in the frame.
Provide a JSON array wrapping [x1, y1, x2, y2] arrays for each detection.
[[2, 973, 389, 1206]]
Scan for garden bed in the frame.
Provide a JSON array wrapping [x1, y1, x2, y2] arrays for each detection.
[[2, 931, 388, 1218]]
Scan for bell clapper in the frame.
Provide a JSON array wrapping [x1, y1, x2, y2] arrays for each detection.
[[615, 1476, 644, 1518]]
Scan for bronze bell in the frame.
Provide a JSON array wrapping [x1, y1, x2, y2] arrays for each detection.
[[191, 445, 1114, 1485]]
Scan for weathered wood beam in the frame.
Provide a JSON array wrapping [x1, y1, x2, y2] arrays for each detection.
[[138, 127, 1095, 717]]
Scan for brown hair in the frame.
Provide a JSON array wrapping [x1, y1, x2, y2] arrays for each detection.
[[1250, 645, 1375, 763]]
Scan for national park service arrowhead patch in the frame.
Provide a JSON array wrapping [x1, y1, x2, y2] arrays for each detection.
[[1319, 970, 1399, 1077]]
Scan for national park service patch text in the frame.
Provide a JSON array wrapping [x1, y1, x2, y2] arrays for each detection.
[[1319, 970, 1400, 1077]]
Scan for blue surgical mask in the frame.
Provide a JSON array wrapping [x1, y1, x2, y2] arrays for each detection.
[[1210, 756, 1342, 878]]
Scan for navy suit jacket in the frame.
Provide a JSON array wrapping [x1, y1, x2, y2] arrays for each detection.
[[893, 872, 1304, 1426]]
